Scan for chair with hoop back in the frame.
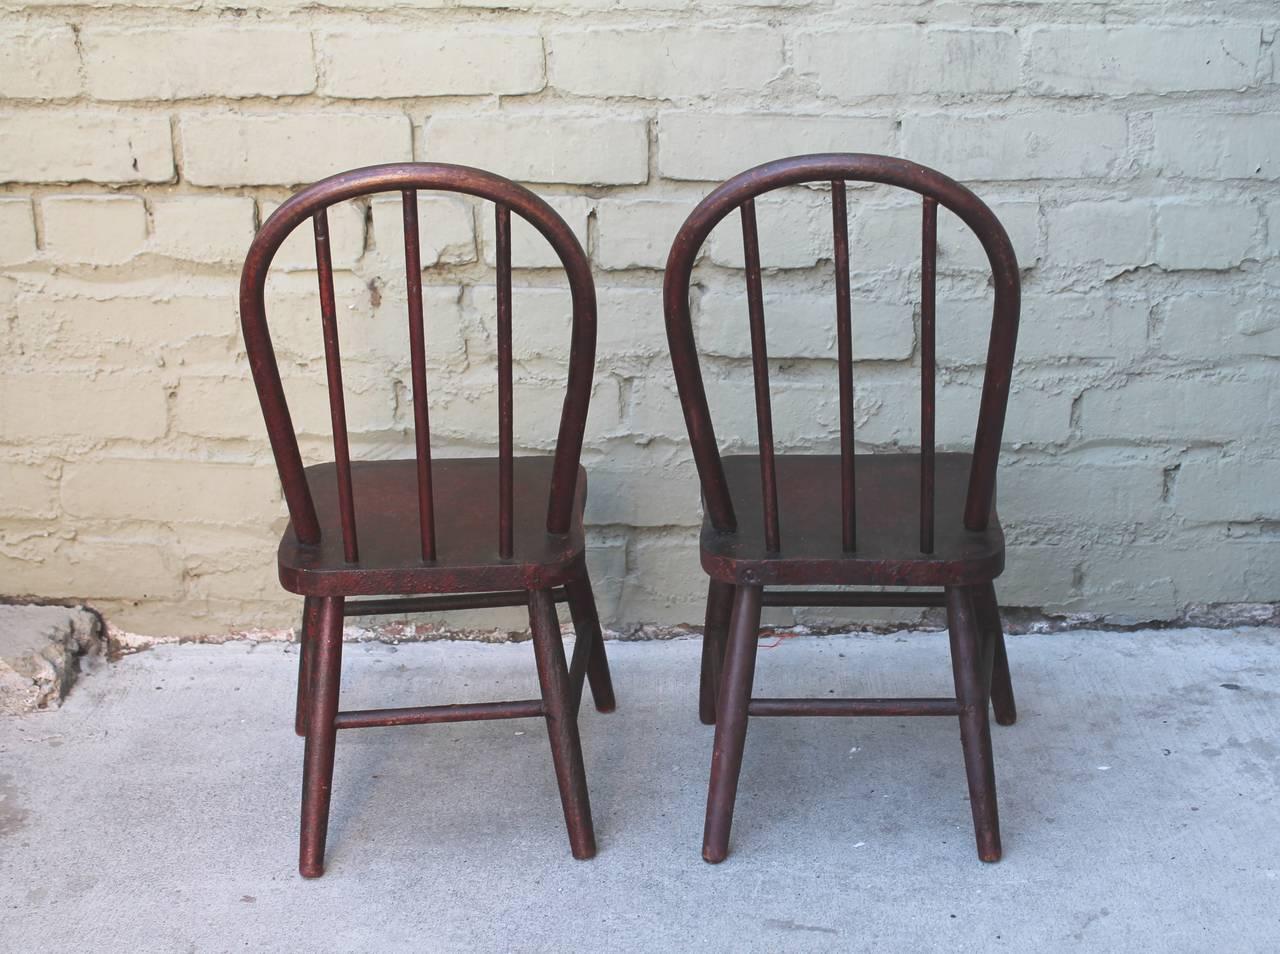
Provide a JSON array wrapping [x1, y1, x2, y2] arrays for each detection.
[[663, 154, 1021, 864], [239, 163, 615, 878]]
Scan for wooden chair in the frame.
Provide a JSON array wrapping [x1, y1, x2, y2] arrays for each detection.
[[239, 163, 615, 878], [662, 154, 1021, 864]]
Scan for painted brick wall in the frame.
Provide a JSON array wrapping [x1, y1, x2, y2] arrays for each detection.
[[0, 1, 1276, 636]]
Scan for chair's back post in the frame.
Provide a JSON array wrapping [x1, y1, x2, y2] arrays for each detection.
[[919, 196, 938, 554], [314, 208, 359, 562], [740, 199, 781, 553], [831, 180, 856, 552], [495, 204, 514, 559], [402, 189, 437, 562]]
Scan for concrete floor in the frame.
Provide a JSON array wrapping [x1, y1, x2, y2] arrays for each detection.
[[2, 627, 1279, 952]]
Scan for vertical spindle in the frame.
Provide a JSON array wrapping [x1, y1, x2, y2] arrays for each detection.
[[741, 199, 780, 553], [920, 196, 937, 554], [314, 208, 358, 563], [495, 204, 514, 559], [832, 181, 856, 552], [403, 189, 437, 561]]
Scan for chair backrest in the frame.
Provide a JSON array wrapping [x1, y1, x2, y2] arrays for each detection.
[[663, 154, 1020, 555], [239, 162, 596, 562]]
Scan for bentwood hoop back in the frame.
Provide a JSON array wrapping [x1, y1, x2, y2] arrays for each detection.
[[663, 154, 1021, 863], [240, 162, 615, 878]]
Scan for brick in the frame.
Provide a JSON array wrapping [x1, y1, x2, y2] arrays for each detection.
[[1176, 457, 1280, 522], [0, 110, 173, 183], [42, 195, 148, 265], [999, 451, 1165, 528], [182, 113, 411, 187], [0, 26, 80, 99], [1153, 114, 1280, 180], [15, 288, 238, 366], [0, 461, 59, 518], [429, 372, 622, 449], [901, 112, 1127, 180], [1155, 201, 1259, 270], [659, 112, 895, 181], [1046, 200, 1153, 268], [1080, 376, 1272, 442], [594, 198, 692, 270], [469, 285, 667, 360], [549, 28, 782, 99], [370, 193, 475, 268], [174, 371, 397, 440], [424, 115, 647, 185], [176, 527, 280, 603], [149, 196, 256, 264], [706, 191, 829, 269], [261, 271, 466, 369], [0, 373, 167, 442], [0, 537, 184, 602], [83, 27, 315, 100], [581, 443, 701, 528], [61, 459, 282, 526], [1160, 293, 1280, 358], [616, 530, 706, 623], [0, 199, 36, 264], [856, 375, 1074, 446], [320, 30, 543, 97], [852, 199, 1041, 271], [479, 196, 591, 269], [1027, 26, 1260, 95], [795, 27, 1018, 97], [260, 198, 365, 270], [940, 294, 1148, 365], [696, 288, 914, 361]]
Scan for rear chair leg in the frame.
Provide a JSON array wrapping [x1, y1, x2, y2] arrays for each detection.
[[564, 572, 617, 715], [295, 596, 321, 738], [699, 581, 735, 726], [299, 596, 345, 878], [702, 584, 762, 863], [946, 585, 1002, 863], [975, 582, 1017, 726], [530, 588, 596, 860]]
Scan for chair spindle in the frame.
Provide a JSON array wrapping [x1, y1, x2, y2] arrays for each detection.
[[403, 189, 437, 561], [740, 199, 781, 553], [832, 181, 856, 552], [920, 196, 938, 554], [313, 209, 359, 563], [495, 204, 514, 559]]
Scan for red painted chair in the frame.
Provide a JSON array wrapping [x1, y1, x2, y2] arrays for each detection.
[[239, 163, 614, 877], [663, 154, 1020, 863]]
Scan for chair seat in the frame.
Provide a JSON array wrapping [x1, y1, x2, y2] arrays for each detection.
[[701, 453, 1004, 587], [278, 457, 587, 596]]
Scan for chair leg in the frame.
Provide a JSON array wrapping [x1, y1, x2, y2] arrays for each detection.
[[564, 572, 617, 715], [975, 582, 1017, 726], [702, 583, 762, 864], [294, 596, 321, 738], [529, 588, 596, 860], [946, 585, 1002, 863], [299, 596, 345, 878], [699, 580, 735, 726]]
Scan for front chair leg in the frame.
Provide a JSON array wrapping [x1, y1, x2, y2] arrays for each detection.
[[702, 583, 762, 863], [975, 582, 1017, 726], [529, 588, 597, 860], [299, 596, 345, 878], [946, 585, 1002, 862], [294, 596, 322, 738], [564, 572, 617, 715], [699, 580, 735, 726]]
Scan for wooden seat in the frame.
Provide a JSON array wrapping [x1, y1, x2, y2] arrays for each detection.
[[704, 454, 1004, 587], [663, 154, 1022, 864], [239, 162, 614, 878], [280, 459, 589, 596]]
